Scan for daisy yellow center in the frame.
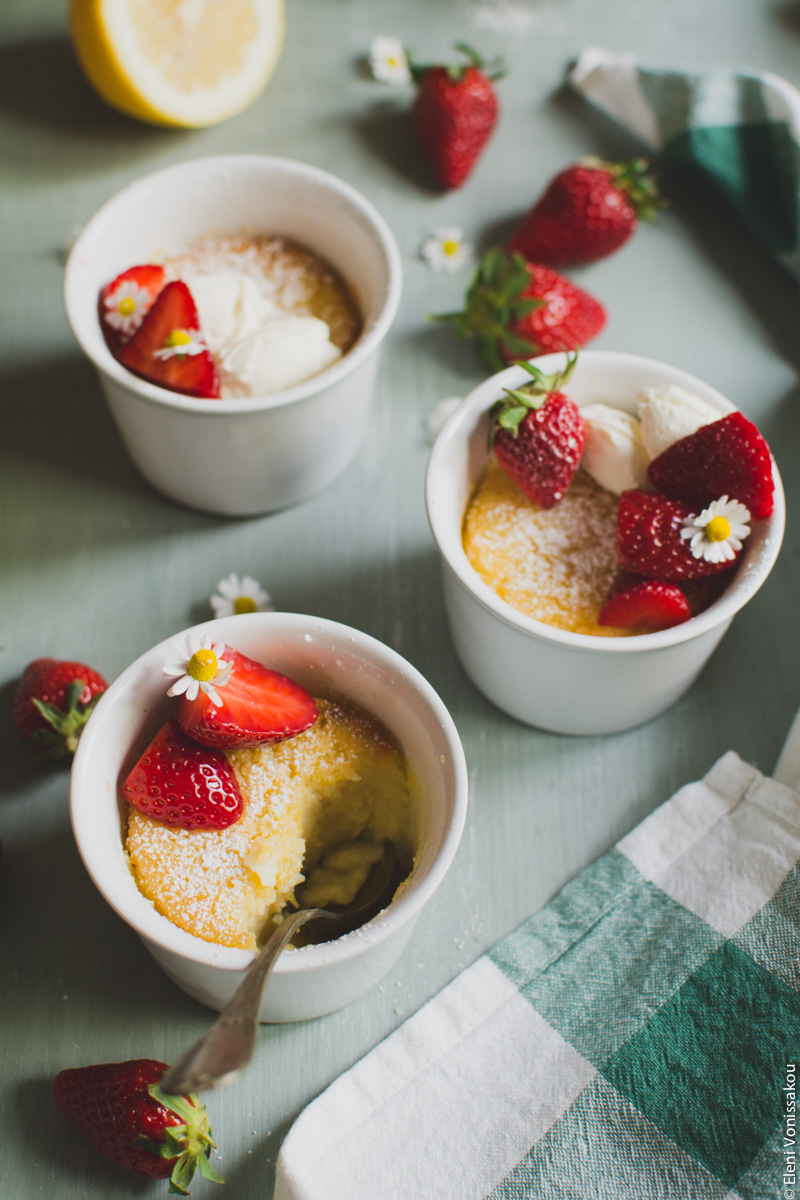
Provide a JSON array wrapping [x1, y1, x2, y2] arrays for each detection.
[[187, 648, 218, 681], [443, 240, 459, 256], [705, 516, 731, 542], [233, 596, 257, 614], [165, 329, 192, 349], [118, 297, 136, 316]]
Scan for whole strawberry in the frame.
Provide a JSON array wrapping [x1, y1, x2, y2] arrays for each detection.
[[490, 355, 585, 507], [507, 158, 661, 266], [121, 720, 244, 831], [617, 489, 747, 581], [53, 1059, 224, 1193], [410, 44, 504, 189], [13, 657, 107, 758], [435, 248, 606, 372], [647, 411, 774, 520]]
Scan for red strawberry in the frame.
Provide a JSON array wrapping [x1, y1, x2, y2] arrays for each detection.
[[117, 281, 220, 399], [177, 647, 318, 751], [410, 44, 504, 189], [100, 264, 166, 347], [121, 720, 244, 831], [435, 247, 605, 373], [53, 1058, 224, 1193], [13, 657, 107, 758], [617, 489, 744, 581], [599, 572, 691, 632], [507, 158, 661, 266], [490, 355, 585, 507], [647, 411, 774, 520]]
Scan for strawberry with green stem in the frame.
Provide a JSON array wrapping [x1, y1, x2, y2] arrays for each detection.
[[409, 43, 505, 190], [13, 657, 107, 759], [53, 1058, 224, 1194], [434, 247, 606, 372], [508, 158, 662, 266], [489, 353, 586, 508]]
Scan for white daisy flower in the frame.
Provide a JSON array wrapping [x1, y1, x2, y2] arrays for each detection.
[[210, 573, 273, 618], [163, 633, 233, 707], [369, 35, 411, 85], [421, 227, 475, 273], [103, 280, 153, 335], [153, 328, 208, 360], [680, 495, 751, 563]]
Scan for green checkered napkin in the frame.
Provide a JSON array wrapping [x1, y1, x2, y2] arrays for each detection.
[[568, 46, 800, 280], [274, 743, 800, 1199]]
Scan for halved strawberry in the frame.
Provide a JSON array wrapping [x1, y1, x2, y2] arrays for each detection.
[[599, 572, 691, 632], [117, 280, 220, 399], [121, 720, 243, 831], [647, 411, 774, 520], [617, 489, 745, 581], [100, 264, 165, 348], [177, 648, 318, 751]]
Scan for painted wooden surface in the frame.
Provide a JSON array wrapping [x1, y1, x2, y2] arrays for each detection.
[[1, 0, 798, 1195]]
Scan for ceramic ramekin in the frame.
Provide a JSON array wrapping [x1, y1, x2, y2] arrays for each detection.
[[70, 613, 468, 1022], [426, 351, 785, 736], [64, 155, 402, 516]]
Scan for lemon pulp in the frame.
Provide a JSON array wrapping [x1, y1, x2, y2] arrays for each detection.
[[69, 0, 285, 127]]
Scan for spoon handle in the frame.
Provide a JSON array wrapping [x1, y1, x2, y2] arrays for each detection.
[[160, 907, 330, 1095]]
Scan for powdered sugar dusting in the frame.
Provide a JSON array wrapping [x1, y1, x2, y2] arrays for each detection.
[[463, 462, 628, 636], [125, 698, 415, 950]]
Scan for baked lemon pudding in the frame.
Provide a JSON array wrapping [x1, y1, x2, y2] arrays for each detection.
[[460, 359, 773, 637], [121, 642, 417, 951]]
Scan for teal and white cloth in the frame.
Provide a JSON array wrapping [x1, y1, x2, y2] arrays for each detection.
[[274, 745, 800, 1199], [568, 46, 800, 281]]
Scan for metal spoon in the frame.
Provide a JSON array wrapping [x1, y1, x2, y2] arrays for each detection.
[[160, 847, 396, 1095]]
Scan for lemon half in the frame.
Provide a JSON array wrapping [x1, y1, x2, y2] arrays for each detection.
[[69, 0, 286, 127]]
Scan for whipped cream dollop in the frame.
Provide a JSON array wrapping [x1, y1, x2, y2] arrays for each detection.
[[181, 269, 342, 396], [580, 403, 649, 494], [637, 386, 719, 460]]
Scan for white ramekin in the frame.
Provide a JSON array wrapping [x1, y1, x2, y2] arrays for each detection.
[[426, 351, 785, 736], [70, 613, 468, 1022], [64, 155, 402, 516]]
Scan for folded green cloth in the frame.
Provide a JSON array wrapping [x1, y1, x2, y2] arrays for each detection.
[[275, 747, 800, 1198], [568, 46, 800, 280]]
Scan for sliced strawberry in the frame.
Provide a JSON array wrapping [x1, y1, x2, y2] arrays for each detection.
[[598, 572, 691, 632], [100, 264, 165, 348], [177, 648, 318, 751], [647, 411, 774, 520], [121, 720, 243, 831], [490, 355, 585, 507], [617, 489, 744, 581], [117, 280, 220, 399]]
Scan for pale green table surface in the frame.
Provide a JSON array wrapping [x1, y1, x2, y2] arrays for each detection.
[[2, 1, 799, 1196]]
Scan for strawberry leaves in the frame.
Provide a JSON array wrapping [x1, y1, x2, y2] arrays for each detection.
[[434, 248, 541, 371]]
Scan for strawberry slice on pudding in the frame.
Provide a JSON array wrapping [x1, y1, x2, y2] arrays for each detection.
[[117, 280, 220, 399]]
